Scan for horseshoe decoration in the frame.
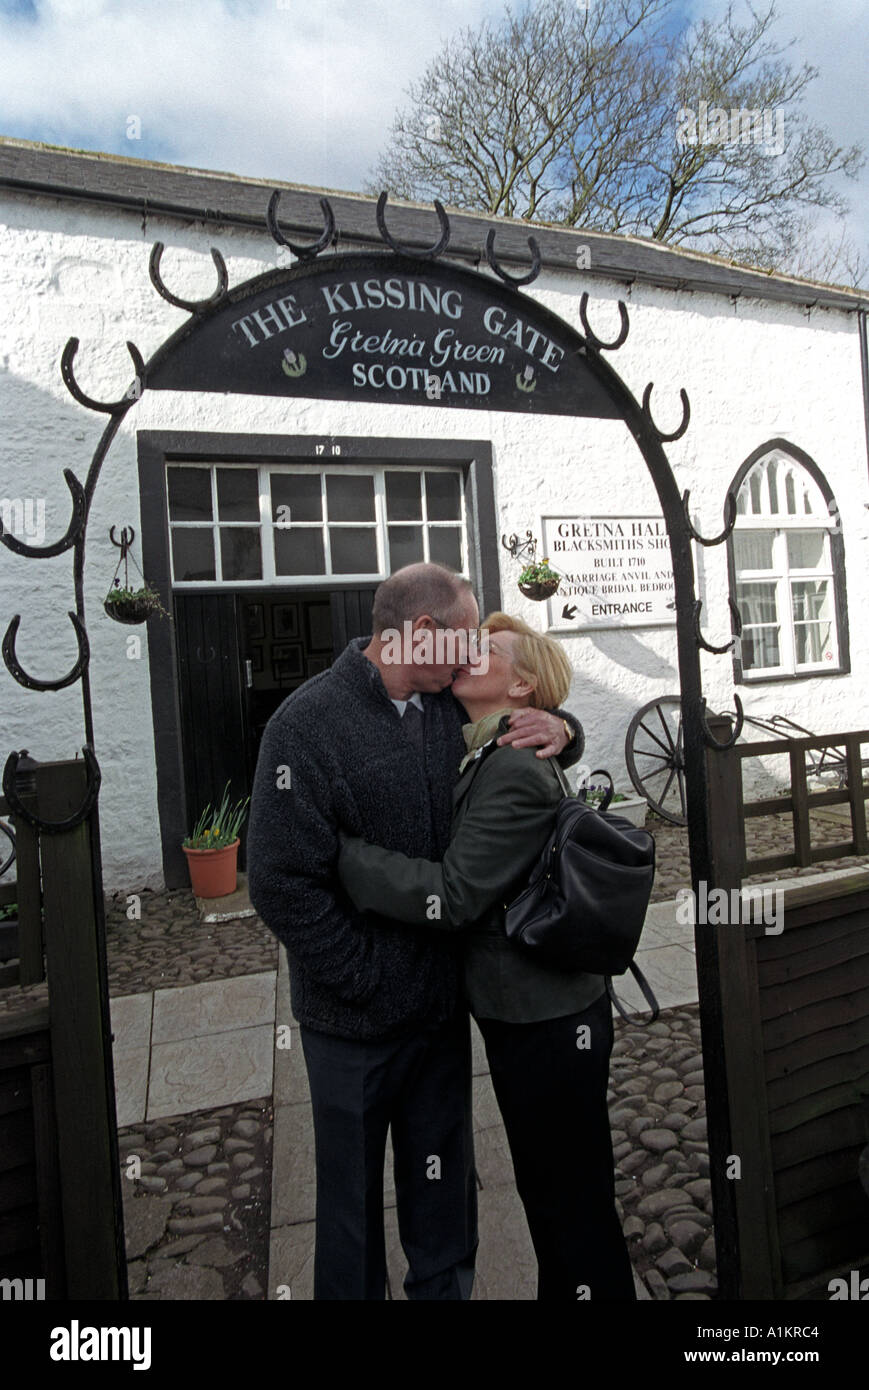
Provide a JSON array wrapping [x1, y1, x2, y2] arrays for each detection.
[[701, 693, 744, 749], [641, 383, 691, 443], [578, 293, 630, 351], [682, 488, 737, 546], [149, 242, 229, 313], [2, 745, 101, 835], [376, 191, 450, 260], [0, 468, 86, 558], [484, 229, 541, 287], [693, 598, 743, 655], [61, 338, 146, 414], [268, 192, 336, 259], [2, 611, 90, 691]]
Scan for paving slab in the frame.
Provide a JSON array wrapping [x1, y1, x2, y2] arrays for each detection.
[[268, 1221, 316, 1301], [270, 1101, 316, 1227], [114, 1044, 151, 1127], [110, 992, 153, 1051], [622, 943, 698, 1011], [152, 971, 276, 1044], [147, 1023, 274, 1118]]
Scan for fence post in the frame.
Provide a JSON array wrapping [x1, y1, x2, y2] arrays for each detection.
[[703, 715, 780, 1298], [37, 758, 126, 1299]]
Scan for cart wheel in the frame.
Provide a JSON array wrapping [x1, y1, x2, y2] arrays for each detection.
[[0, 818, 14, 878], [625, 695, 688, 826]]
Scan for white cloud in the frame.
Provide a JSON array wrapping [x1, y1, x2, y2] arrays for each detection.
[[0, 0, 865, 261]]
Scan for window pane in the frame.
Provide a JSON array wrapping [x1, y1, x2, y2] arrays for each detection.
[[220, 527, 261, 581], [787, 532, 826, 570], [794, 622, 832, 664], [736, 581, 777, 626], [217, 468, 259, 522], [388, 525, 424, 570], [428, 527, 462, 570], [385, 472, 422, 521], [791, 580, 830, 623], [326, 474, 375, 522], [425, 471, 461, 520], [742, 627, 780, 671], [274, 527, 325, 575], [168, 467, 212, 522], [733, 531, 775, 571], [172, 527, 215, 581], [330, 527, 378, 574], [270, 473, 322, 523]]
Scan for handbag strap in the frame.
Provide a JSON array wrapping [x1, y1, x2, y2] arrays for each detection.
[[606, 962, 660, 1025]]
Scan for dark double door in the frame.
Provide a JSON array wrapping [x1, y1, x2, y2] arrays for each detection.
[[173, 588, 374, 870]]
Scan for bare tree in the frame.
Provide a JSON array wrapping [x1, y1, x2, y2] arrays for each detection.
[[370, 0, 865, 282]]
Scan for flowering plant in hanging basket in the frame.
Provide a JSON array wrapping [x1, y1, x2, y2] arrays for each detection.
[[103, 584, 170, 625], [182, 783, 251, 899], [517, 558, 561, 601]]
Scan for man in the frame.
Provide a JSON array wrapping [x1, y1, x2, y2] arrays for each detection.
[[247, 562, 582, 1300]]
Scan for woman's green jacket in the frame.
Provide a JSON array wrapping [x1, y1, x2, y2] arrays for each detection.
[[338, 723, 605, 1023]]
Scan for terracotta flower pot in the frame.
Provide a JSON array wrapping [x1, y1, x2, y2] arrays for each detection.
[[519, 579, 560, 601], [183, 838, 240, 898]]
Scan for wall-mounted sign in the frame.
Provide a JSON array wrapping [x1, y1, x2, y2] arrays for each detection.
[[542, 515, 676, 631], [149, 254, 621, 420]]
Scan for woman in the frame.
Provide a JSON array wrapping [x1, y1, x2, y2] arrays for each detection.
[[338, 612, 635, 1301]]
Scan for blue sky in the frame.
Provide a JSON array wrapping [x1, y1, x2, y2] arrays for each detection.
[[0, 0, 866, 268]]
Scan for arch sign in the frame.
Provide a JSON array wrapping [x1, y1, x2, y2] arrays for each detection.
[[149, 254, 622, 419]]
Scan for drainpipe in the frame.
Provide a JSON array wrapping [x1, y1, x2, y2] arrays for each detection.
[[859, 310, 869, 485]]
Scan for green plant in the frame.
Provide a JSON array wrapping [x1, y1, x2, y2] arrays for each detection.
[[0, 901, 17, 922], [183, 783, 250, 850], [518, 556, 560, 584], [583, 788, 629, 805], [105, 584, 170, 619]]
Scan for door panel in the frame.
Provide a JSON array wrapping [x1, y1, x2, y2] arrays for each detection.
[[330, 588, 376, 650], [174, 592, 251, 869]]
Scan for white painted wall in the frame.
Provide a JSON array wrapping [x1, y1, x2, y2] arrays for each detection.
[[1, 189, 867, 890]]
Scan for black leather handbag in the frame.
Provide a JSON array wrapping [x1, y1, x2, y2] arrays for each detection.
[[504, 765, 659, 1020]]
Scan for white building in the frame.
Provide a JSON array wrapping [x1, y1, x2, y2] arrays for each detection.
[[1, 136, 867, 891]]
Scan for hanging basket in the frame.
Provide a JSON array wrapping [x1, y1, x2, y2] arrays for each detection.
[[104, 526, 169, 624], [183, 838, 240, 899], [519, 579, 560, 601], [104, 591, 162, 625]]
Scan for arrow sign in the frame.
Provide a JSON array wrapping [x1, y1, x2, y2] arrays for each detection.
[[562, 604, 578, 620]]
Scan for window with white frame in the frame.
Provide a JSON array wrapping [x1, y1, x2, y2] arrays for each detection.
[[730, 450, 842, 678], [166, 462, 468, 586]]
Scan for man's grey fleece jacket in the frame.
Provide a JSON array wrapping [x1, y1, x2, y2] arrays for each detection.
[[246, 637, 582, 1041]]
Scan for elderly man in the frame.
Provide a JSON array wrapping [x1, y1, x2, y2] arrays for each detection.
[[247, 562, 581, 1300]]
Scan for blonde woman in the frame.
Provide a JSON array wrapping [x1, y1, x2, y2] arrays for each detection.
[[338, 613, 635, 1301]]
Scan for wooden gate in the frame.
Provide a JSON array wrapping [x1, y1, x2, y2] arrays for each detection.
[[0, 759, 126, 1298], [704, 721, 869, 1298]]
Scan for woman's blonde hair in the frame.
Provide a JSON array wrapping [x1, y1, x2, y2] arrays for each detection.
[[481, 611, 572, 709]]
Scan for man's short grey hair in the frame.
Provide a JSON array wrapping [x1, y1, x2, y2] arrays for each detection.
[[371, 563, 476, 634]]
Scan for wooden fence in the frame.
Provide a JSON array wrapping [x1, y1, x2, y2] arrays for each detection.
[[0, 758, 126, 1298], [704, 722, 869, 1298]]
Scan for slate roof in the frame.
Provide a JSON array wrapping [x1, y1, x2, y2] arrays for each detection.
[[1, 135, 868, 313]]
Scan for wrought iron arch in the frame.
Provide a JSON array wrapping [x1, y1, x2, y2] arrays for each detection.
[[0, 191, 755, 1300]]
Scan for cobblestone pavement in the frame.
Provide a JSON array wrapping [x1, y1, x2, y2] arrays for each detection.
[[649, 807, 869, 902], [610, 1004, 715, 1299], [119, 1098, 272, 1301], [104, 888, 278, 997]]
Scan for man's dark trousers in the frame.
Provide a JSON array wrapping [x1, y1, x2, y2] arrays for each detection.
[[300, 1005, 478, 1300]]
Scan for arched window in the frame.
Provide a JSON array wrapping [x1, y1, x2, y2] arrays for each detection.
[[728, 443, 848, 680]]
